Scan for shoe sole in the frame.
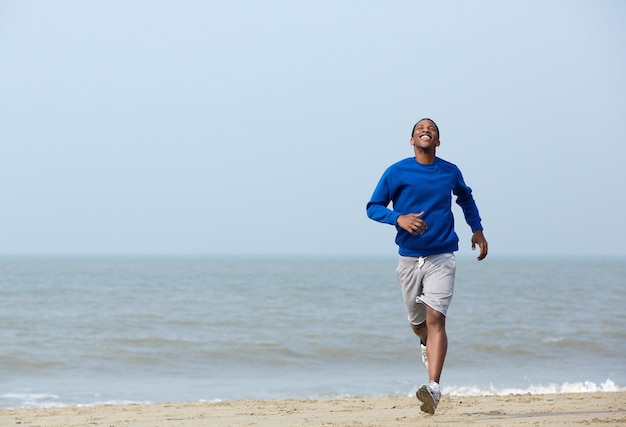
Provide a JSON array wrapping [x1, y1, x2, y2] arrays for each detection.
[[416, 385, 436, 414]]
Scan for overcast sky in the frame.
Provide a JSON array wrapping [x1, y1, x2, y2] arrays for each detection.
[[1, 1, 624, 257]]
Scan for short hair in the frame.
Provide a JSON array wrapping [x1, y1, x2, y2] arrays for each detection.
[[411, 118, 440, 139]]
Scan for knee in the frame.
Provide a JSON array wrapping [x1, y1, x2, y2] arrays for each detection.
[[411, 322, 428, 343], [411, 322, 427, 337], [426, 309, 446, 329]]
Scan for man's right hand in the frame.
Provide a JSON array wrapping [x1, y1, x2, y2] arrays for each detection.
[[397, 212, 427, 236]]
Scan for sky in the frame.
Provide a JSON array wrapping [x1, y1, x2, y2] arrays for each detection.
[[1, 0, 625, 257]]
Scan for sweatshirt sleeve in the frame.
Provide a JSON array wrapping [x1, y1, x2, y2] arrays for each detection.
[[454, 171, 483, 232], [366, 171, 401, 225]]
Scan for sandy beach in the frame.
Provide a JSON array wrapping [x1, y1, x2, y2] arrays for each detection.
[[1, 391, 625, 426]]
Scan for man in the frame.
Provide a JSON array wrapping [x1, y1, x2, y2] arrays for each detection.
[[366, 118, 488, 415]]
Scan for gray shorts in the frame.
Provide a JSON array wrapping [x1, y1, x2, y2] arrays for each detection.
[[396, 252, 456, 325]]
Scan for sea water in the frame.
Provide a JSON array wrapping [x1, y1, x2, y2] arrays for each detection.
[[0, 255, 624, 408]]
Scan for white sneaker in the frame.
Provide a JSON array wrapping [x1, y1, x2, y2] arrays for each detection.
[[420, 344, 429, 372], [416, 382, 440, 414]]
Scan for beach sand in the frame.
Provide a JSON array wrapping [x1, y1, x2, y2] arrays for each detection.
[[1, 392, 625, 426]]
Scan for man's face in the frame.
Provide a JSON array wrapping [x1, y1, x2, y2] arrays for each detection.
[[411, 119, 440, 150]]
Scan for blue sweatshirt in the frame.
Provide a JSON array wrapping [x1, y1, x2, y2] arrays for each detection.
[[366, 156, 483, 257]]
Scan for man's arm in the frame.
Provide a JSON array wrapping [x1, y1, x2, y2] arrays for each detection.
[[366, 172, 400, 225], [454, 170, 487, 260]]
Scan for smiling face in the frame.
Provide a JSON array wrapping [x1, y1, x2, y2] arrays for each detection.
[[410, 119, 440, 151]]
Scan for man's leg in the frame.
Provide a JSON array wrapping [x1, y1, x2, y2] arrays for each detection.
[[415, 308, 445, 414], [415, 253, 454, 414], [410, 321, 428, 345], [411, 321, 429, 370], [424, 305, 447, 383]]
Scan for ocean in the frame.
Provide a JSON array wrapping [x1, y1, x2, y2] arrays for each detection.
[[0, 255, 624, 408]]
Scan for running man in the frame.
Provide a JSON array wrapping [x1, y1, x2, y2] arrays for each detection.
[[366, 118, 488, 414]]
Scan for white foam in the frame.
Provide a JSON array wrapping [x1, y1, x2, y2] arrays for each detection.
[[0, 392, 153, 409], [1, 392, 62, 408], [442, 379, 625, 396]]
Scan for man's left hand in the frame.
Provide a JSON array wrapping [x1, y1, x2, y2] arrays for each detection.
[[471, 230, 488, 261]]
